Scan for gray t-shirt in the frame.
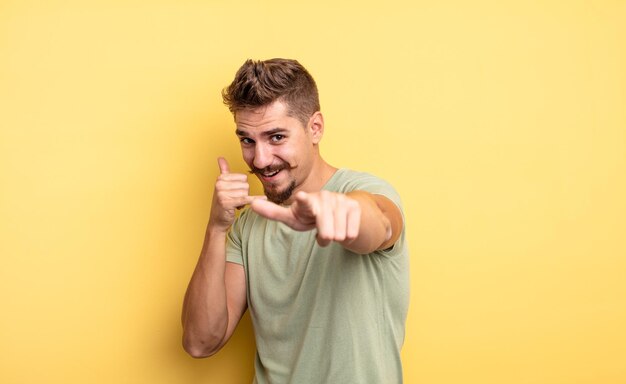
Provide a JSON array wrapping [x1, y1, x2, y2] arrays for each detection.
[[226, 169, 410, 384]]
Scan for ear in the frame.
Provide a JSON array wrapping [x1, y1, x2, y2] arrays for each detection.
[[308, 112, 324, 144]]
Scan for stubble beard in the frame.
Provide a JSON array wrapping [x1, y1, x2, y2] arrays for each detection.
[[250, 162, 297, 205], [264, 178, 296, 205]]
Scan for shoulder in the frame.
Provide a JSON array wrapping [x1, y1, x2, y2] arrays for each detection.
[[328, 168, 390, 189], [328, 168, 403, 209]]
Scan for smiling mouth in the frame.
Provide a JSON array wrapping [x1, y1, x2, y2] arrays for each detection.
[[262, 169, 280, 178], [255, 169, 283, 183], [251, 165, 289, 181], [250, 163, 292, 184]]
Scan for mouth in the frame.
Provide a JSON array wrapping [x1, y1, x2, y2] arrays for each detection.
[[252, 163, 291, 183], [258, 168, 283, 182]]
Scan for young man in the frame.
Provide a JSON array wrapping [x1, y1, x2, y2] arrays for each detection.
[[182, 58, 409, 383]]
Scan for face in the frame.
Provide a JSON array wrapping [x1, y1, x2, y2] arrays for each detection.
[[235, 101, 322, 204]]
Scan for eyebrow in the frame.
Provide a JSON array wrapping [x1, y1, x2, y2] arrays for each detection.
[[236, 127, 287, 137]]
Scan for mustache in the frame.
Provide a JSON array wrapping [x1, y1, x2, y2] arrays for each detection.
[[248, 162, 293, 176]]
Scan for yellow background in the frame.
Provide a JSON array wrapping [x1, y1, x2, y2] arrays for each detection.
[[1, 0, 625, 383]]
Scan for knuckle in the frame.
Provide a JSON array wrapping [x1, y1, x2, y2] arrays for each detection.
[[216, 180, 231, 191], [316, 234, 330, 245], [216, 190, 227, 199], [217, 197, 229, 208], [318, 231, 331, 240]]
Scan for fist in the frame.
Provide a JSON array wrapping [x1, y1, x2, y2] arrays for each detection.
[[209, 157, 264, 231]]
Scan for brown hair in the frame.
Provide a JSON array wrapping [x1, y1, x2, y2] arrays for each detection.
[[222, 58, 320, 125]]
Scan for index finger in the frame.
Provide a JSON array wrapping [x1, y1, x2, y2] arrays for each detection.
[[217, 157, 230, 174]]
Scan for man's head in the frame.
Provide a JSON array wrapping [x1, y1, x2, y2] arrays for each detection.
[[222, 58, 320, 125], [223, 59, 326, 205]]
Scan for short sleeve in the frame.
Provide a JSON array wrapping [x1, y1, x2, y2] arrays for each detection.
[[328, 170, 406, 257], [336, 171, 403, 213]]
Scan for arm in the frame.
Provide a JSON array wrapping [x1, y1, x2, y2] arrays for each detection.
[[250, 189, 403, 255], [181, 158, 262, 358], [345, 190, 403, 253], [181, 229, 247, 358]]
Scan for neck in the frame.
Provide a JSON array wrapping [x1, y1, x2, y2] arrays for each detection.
[[288, 156, 337, 203]]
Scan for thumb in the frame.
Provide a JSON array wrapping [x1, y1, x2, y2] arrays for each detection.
[[217, 157, 230, 174]]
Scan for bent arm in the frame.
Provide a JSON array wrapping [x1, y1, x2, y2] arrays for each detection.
[[251, 190, 403, 255], [341, 191, 403, 254], [181, 227, 247, 358]]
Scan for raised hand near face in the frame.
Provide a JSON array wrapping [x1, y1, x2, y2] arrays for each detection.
[[250, 190, 363, 247], [209, 157, 266, 232]]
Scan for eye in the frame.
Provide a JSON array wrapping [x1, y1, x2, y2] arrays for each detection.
[[239, 137, 255, 145], [270, 134, 285, 143]]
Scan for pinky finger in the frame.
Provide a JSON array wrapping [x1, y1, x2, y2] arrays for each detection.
[[238, 195, 267, 210], [231, 196, 255, 209]]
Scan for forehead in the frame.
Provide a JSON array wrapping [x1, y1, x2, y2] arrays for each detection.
[[235, 101, 301, 132]]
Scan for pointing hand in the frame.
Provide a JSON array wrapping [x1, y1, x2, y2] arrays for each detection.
[[250, 190, 361, 247]]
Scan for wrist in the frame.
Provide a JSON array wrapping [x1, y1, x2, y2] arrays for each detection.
[[206, 220, 231, 237]]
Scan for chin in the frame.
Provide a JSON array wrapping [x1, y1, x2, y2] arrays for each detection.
[[264, 180, 296, 205]]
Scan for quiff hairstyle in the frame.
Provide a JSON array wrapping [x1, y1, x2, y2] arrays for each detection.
[[222, 58, 320, 125]]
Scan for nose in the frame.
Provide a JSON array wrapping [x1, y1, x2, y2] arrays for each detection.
[[253, 143, 273, 169]]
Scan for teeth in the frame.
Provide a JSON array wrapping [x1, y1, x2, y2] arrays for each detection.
[[263, 170, 279, 177]]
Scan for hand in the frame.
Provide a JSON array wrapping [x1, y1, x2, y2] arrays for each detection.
[[209, 157, 265, 231], [250, 190, 361, 247]]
